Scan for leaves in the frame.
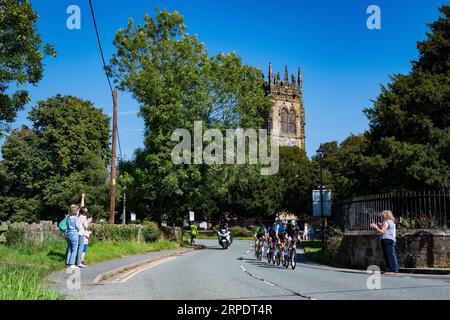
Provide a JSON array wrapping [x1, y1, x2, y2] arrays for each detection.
[[0, 0, 55, 134]]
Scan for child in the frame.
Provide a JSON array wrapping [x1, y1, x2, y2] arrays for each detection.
[[81, 215, 93, 265]]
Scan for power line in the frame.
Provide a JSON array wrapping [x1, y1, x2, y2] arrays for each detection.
[[88, 0, 114, 96], [88, 0, 124, 162]]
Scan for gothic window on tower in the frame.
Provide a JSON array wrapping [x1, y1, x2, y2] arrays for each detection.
[[289, 110, 297, 135], [281, 109, 288, 134]]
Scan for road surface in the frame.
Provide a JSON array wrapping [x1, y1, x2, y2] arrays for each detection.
[[74, 240, 450, 300]]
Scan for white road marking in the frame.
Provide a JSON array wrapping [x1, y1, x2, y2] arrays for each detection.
[[111, 257, 177, 283]]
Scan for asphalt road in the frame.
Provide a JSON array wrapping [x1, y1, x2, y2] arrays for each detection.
[[79, 240, 450, 300]]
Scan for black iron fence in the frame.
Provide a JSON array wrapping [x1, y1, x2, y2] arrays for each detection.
[[335, 190, 450, 230]]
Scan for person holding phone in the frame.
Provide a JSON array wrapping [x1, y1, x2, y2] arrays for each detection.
[[370, 210, 398, 275]]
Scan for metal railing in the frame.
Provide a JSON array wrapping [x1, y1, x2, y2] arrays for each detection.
[[336, 190, 450, 230]]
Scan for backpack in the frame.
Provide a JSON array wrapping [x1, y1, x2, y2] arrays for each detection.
[[58, 216, 68, 234]]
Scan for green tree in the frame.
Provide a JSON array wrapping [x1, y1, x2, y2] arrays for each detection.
[[111, 9, 272, 223], [0, 0, 55, 135], [362, 5, 450, 191], [0, 95, 110, 222]]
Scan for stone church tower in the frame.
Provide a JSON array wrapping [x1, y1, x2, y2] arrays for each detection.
[[264, 63, 305, 149]]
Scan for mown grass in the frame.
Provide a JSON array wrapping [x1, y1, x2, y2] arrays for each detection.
[[301, 240, 348, 268], [0, 239, 182, 300]]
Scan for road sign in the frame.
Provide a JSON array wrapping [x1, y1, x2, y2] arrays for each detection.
[[189, 211, 195, 222], [312, 189, 332, 217], [130, 213, 136, 222]]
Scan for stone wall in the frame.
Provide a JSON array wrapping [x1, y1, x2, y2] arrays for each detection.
[[337, 229, 450, 269], [1, 221, 64, 244]]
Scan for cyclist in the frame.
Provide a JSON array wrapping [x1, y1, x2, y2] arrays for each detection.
[[285, 220, 299, 258], [254, 222, 267, 257], [286, 220, 299, 245], [267, 221, 278, 256], [274, 220, 288, 260]]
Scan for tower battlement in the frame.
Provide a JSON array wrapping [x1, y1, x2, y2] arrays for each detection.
[[264, 63, 305, 150], [265, 63, 303, 102]]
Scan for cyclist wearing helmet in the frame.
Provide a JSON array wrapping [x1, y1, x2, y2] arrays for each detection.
[[254, 222, 267, 241], [254, 222, 267, 256], [286, 220, 299, 242], [274, 220, 288, 259]]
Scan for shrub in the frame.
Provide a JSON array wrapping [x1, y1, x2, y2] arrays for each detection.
[[89, 222, 161, 243], [231, 226, 253, 237], [5, 226, 26, 246], [142, 222, 160, 242]]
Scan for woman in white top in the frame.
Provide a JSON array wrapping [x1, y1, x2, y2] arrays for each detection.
[[370, 210, 398, 275], [76, 193, 89, 268]]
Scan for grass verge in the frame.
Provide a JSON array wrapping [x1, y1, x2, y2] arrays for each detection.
[[301, 240, 347, 268], [0, 239, 182, 300]]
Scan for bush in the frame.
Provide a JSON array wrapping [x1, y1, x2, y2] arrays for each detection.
[[5, 226, 26, 246], [89, 222, 161, 243], [231, 226, 253, 237], [142, 222, 160, 242], [90, 224, 139, 242]]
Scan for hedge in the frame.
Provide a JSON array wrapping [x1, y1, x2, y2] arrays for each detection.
[[89, 222, 161, 243], [231, 226, 254, 237]]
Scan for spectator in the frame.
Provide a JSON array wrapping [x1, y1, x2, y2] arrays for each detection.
[[66, 205, 80, 269], [76, 193, 89, 268], [370, 210, 398, 276], [81, 214, 93, 265], [303, 223, 309, 241], [190, 221, 198, 246]]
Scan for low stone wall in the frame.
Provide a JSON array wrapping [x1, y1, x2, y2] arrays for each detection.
[[337, 229, 450, 269], [1, 221, 64, 244], [161, 226, 183, 242], [0, 221, 182, 244]]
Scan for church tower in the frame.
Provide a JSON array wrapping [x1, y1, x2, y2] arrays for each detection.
[[264, 63, 305, 149]]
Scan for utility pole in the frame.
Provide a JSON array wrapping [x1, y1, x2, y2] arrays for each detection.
[[109, 88, 118, 224]]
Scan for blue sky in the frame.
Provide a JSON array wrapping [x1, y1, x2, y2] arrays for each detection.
[[5, 0, 448, 159]]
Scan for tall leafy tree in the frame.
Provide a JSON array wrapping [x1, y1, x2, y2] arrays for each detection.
[[361, 5, 450, 192], [111, 9, 272, 222], [0, 95, 110, 222], [0, 0, 55, 135]]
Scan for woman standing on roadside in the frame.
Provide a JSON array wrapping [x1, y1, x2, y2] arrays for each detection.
[[370, 210, 399, 276], [66, 205, 80, 269]]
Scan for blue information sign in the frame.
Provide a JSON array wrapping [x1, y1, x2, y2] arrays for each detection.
[[312, 189, 332, 217]]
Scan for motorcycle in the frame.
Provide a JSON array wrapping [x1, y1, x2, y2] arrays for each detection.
[[218, 227, 231, 249]]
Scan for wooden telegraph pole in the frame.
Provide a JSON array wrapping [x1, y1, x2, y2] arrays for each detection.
[[109, 88, 118, 224]]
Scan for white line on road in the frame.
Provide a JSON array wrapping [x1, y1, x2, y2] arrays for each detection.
[[111, 257, 177, 283]]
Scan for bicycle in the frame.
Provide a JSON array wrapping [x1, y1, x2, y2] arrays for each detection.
[[255, 237, 264, 262], [266, 239, 276, 264]]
